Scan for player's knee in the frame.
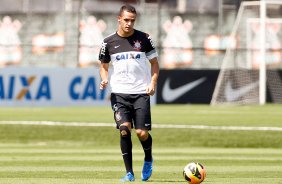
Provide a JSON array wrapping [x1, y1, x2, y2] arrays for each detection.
[[119, 125, 131, 138], [136, 129, 148, 141]]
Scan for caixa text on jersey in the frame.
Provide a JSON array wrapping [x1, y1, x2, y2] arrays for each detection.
[[116, 53, 141, 61]]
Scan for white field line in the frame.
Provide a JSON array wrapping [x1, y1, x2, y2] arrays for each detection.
[[0, 121, 282, 131]]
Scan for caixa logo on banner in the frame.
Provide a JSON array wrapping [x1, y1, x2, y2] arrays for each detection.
[[0, 75, 106, 102], [0, 76, 51, 100], [69, 76, 106, 100]]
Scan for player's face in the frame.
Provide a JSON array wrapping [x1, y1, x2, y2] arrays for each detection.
[[118, 11, 136, 36]]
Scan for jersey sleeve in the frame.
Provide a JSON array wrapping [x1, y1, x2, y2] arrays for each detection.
[[145, 34, 158, 60], [98, 41, 111, 63]]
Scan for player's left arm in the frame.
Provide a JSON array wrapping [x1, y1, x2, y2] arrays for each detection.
[[146, 57, 159, 96]]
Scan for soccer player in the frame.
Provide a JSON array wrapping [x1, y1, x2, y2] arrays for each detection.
[[98, 4, 159, 182]]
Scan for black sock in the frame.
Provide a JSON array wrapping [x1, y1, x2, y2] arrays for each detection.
[[120, 126, 133, 174], [140, 133, 152, 162]]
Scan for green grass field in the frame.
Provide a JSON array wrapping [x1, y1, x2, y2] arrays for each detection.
[[0, 105, 282, 184]]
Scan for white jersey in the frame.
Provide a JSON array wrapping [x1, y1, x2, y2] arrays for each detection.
[[99, 30, 158, 94]]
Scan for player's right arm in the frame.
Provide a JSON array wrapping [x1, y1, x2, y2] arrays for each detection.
[[99, 39, 111, 90], [99, 63, 109, 90]]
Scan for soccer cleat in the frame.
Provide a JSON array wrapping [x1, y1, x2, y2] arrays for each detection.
[[141, 159, 153, 181], [120, 172, 135, 182]]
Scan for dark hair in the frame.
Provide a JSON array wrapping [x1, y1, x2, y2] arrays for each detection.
[[119, 4, 137, 16]]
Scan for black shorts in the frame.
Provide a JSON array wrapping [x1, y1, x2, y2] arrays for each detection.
[[111, 93, 151, 130]]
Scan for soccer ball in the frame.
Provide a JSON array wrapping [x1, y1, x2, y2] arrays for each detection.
[[183, 162, 206, 184]]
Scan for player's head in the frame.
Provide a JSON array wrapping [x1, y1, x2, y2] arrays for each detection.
[[119, 4, 137, 17], [118, 4, 137, 36]]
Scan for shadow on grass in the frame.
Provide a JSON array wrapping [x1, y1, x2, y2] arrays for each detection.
[[147, 179, 184, 183]]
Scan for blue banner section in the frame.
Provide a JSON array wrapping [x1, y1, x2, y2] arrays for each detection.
[[0, 67, 111, 106]]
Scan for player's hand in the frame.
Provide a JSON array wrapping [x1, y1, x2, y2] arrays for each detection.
[[146, 83, 156, 96], [100, 79, 108, 90]]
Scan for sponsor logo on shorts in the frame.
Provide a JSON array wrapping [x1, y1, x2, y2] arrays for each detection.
[[115, 111, 122, 122], [113, 104, 118, 111]]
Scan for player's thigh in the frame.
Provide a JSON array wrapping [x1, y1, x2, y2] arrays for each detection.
[[111, 93, 133, 128], [133, 94, 151, 130]]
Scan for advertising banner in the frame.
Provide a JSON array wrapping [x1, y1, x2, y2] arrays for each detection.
[[0, 67, 111, 106], [157, 69, 282, 104], [157, 69, 219, 104]]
